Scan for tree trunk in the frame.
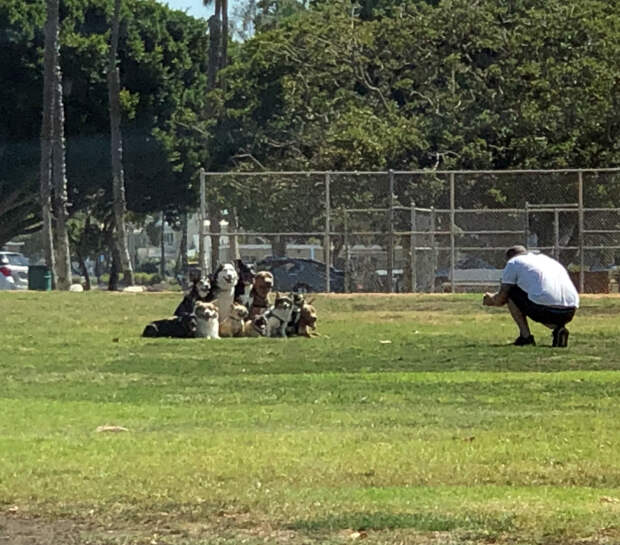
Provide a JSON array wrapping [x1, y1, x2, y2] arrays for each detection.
[[270, 235, 287, 257], [220, 0, 228, 72], [75, 247, 91, 291], [207, 1, 221, 90], [208, 203, 221, 272], [52, 62, 72, 289], [160, 211, 166, 278], [230, 207, 240, 260], [176, 211, 189, 281], [108, 240, 120, 291], [40, 0, 57, 287], [108, 0, 135, 286]]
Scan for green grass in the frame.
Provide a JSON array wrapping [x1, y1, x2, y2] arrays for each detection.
[[0, 291, 619, 544]]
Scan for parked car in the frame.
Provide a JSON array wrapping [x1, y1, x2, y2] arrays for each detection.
[[0, 251, 29, 290], [256, 257, 345, 293]]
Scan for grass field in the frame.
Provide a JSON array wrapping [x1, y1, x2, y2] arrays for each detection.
[[0, 291, 619, 545]]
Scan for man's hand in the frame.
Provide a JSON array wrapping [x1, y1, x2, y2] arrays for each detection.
[[483, 292, 495, 306]]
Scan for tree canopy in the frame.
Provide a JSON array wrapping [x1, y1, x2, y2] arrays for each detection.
[[1, 0, 619, 247]]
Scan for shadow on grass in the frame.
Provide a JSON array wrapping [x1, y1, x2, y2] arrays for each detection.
[[286, 510, 515, 534]]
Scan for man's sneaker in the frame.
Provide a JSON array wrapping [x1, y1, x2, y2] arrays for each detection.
[[513, 335, 536, 346], [552, 327, 569, 348]]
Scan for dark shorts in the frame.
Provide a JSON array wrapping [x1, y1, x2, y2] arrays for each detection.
[[508, 285, 576, 327]]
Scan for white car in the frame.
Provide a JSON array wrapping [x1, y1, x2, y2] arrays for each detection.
[[0, 251, 29, 290]]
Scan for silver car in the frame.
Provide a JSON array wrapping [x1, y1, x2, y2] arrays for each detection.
[[0, 251, 29, 290]]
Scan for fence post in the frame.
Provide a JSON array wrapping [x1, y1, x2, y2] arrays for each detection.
[[430, 206, 436, 293], [199, 168, 207, 279], [450, 172, 456, 294], [324, 172, 331, 293], [554, 208, 560, 260], [387, 169, 395, 293], [344, 209, 350, 293], [524, 201, 530, 246], [411, 201, 417, 293], [578, 170, 585, 293]]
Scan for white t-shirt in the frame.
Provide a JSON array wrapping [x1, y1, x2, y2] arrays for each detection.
[[502, 252, 579, 308]]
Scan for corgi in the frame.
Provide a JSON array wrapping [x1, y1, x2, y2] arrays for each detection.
[[219, 302, 249, 338], [194, 301, 220, 339]]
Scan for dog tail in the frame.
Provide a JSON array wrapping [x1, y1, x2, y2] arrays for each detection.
[[142, 323, 159, 337]]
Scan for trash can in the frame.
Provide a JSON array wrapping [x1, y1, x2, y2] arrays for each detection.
[[28, 265, 52, 291]]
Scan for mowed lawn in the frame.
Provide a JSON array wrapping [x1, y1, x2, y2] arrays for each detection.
[[0, 291, 619, 545]]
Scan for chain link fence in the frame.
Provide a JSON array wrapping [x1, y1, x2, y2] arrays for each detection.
[[196, 168, 620, 294]]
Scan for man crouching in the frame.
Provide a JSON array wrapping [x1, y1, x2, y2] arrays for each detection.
[[483, 245, 579, 347]]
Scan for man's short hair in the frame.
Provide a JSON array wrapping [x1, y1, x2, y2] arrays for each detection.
[[505, 245, 528, 260]]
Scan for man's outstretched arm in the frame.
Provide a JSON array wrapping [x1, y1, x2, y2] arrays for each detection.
[[483, 283, 512, 307]]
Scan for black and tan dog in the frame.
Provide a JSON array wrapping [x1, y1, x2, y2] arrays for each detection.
[[142, 313, 197, 338], [234, 259, 256, 308], [286, 292, 306, 336], [174, 268, 212, 317]]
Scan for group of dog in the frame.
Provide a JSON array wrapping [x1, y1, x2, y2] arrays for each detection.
[[142, 260, 319, 339]]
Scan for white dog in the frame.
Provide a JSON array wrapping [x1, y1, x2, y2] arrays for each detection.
[[194, 302, 220, 339], [210, 263, 239, 322]]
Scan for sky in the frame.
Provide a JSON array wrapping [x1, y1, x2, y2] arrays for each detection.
[[156, 0, 243, 20], [157, 0, 210, 19]]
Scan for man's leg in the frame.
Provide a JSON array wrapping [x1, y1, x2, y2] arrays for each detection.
[[507, 298, 535, 345]]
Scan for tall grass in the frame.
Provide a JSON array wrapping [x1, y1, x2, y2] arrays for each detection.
[[0, 292, 618, 544]]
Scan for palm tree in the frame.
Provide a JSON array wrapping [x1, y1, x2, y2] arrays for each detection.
[[40, 0, 57, 285], [52, 55, 73, 289], [204, 0, 229, 85], [107, 0, 135, 287], [203, 0, 228, 270], [40, 0, 72, 289]]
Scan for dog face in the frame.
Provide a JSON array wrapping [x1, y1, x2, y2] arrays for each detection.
[[194, 301, 218, 321], [213, 263, 238, 290], [292, 292, 305, 308], [253, 271, 274, 299], [195, 278, 211, 299], [183, 276, 210, 299], [229, 302, 249, 321], [300, 303, 317, 328], [235, 259, 256, 286], [273, 292, 293, 312], [252, 314, 268, 336]]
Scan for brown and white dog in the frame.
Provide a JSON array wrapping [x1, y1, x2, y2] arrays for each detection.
[[249, 271, 274, 319], [219, 302, 249, 338], [242, 314, 268, 337], [194, 301, 220, 339], [297, 301, 319, 337]]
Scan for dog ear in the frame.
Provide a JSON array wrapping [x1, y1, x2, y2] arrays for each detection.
[[307, 297, 315, 305]]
